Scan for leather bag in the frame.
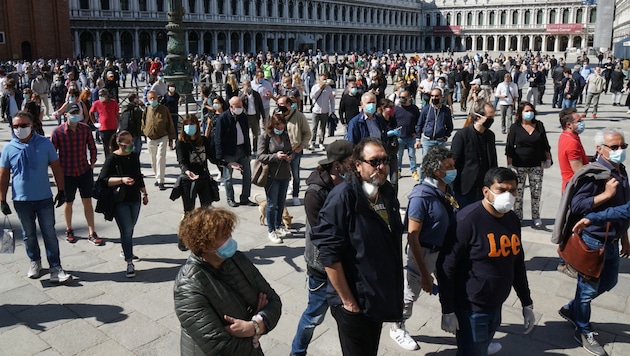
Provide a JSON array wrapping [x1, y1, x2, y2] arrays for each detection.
[[252, 159, 269, 187], [558, 223, 609, 280]]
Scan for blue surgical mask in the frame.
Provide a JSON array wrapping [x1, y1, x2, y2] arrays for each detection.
[[575, 121, 585, 135], [215, 237, 237, 259], [523, 111, 535, 121], [273, 128, 284, 135], [183, 124, 197, 136], [68, 114, 82, 123], [68, 97, 76, 103], [441, 169, 458, 184], [23, 94, 29, 99], [150, 100, 158, 107], [608, 148, 626, 164], [291, 103, 297, 110], [350, 88, 358, 95], [365, 103, 376, 115]]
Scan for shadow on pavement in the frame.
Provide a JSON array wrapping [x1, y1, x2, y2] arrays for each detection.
[[131, 233, 179, 246], [0, 303, 127, 331], [245, 245, 305, 273], [72, 264, 181, 283]]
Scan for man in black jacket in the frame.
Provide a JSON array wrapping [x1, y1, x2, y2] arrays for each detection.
[[437, 167, 535, 355], [291, 140, 354, 356], [239, 79, 265, 155], [312, 137, 404, 356], [338, 81, 361, 128], [551, 61, 566, 108], [214, 97, 256, 207]]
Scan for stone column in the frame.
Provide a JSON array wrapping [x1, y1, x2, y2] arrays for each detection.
[[95, 30, 102, 57], [134, 29, 140, 57], [114, 30, 122, 57], [74, 31, 81, 57], [151, 30, 157, 53], [185, 31, 190, 54], [554, 35, 560, 52]]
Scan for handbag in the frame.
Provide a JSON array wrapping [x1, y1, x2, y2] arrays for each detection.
[[0, 216, 15, 254], [558, 222, 609, 280], [252, 159, 269, 187]]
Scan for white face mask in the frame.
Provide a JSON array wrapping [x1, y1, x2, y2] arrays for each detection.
[[486, 190, 515, 214], [362, 181, 379, 198], [14, 126, 32, 140], [232, 107, 243, 115]]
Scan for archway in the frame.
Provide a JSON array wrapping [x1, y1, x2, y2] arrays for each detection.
[[139, 32, 151, 57], [231, 32, 239, 53], [487, 36, 495, 51], [465, 36, 473, 51], [434, 36, 441, 52], [510, 36, 518, 51], [101, 31, 114, 57], [80, 31, 95, 57], [546, 36, 555, 52], [256, 33, 264, 53], [476, 36, 483, 51], [21, 41, 32, 61], [217, 32, 227, 52], [188, 31, 199, 54], [573, 36, 582, 49], [244, 33, 252, 53], [559, 36, 569, 51], [522, 36, 530, 51], [534, 36, 543, 51], [204, 32, 213, 54], [121, 31, 133, 58], [498, 36, 506, 51], [156, 31, 168, 56], [425, 37, 432, 51]]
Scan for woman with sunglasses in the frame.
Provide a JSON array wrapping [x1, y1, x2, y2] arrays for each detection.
[[505, 101, 552, 228], [258, 111, 293, 244], [96, 131, 148, 278], [175, 114, 241, 250]]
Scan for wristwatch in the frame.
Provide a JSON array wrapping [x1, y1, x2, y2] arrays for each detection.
[[251, 319, 261, 336]]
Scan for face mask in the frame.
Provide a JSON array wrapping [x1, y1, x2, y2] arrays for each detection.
[[291, 102, 297, 110], [68, 114, 82, 123], [431, 98, 441, 106], [150, 100, 158, 107], [168, 87, 175, 92], [273, 128, 284, 135], [158, 76, 163, 81], [212, 103, 221, 110], [399, 97, 408, 105], [123, 144, 134, 153], [486, 190, 515, 214], [608, 148, 626, 164], [99, 96, 106, 102], [428, 74, 434, 79], [23, 94, 29, 99], [482, 118, 495, 129], [215, 237, 238, 259], [350, 88, 358, 95], [385, 107, 395, 116], [68, 97, 76, 103], [14, 126, 31, 140], [246, 87, 253, 94], [523, 111, 535, 121], [365, 103, 377, 115], [37, 76, 42, 80], [575, 121, 585, 135], [183, 124, 197, 136], [438, 82, 445, 88], [55, 81, 61, 85], [282, 84, 288, 88], [70, 86, 76, 90], [232, 107, 244, 115], [441, 169, 457, 184], [362, 181, 379, 198]]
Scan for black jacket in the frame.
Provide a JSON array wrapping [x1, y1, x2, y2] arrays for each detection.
[[451, 125, 497, 195], [239, 90, 265, 123], [1, 92, 23, 121], [214, 110, 251, 160], [338, 92, 361, 124], [311, 175, 404, 322], [304, 169, 336, 280]]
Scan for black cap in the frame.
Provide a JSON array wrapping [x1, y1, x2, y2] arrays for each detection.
[[318, 140, 354, 166], [66, 103, 80, 113]]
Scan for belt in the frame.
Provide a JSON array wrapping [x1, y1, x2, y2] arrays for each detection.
[[420, 241, 441, 253]]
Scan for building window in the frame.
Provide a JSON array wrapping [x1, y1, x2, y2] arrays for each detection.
[[157, 0, 164, 12], [0, 32, 5, 44], [204, 0, 210, 13], [189, 0, 196, 13], [500, 11, 506, 25], [589, 8, 596, 23], [489, 11, 494, 25], [436, 13, 441, 26], [446, 13, 451, 26], [426, 14, 431, 26], [549, 9, 556, 23], [269, 0, 274, 17], [80, 0, 90, 9], [120, 0, 129, 11], [139, 0, 147, 11], [536, 10, 543, 24], [576, 8, 583, 22], [297, 1, 303, 18], [477, 12, 483, 26], [218, 0, 224, 14], [456, 12, 461, 26], [512, 10, 518, 25], [101, 0, 110, 10], [524, 10, 530, 24], [467, 12, 472, 26], [562, 9, 569, 23]]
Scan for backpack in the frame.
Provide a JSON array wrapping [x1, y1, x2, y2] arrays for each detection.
[[119, 105, 142, 137], [592, 76, 606, 94]]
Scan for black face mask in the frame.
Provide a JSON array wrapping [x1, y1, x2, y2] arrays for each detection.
[[482, 118, 495, 129], [431, 98, 441, 106], [399, 97, 408, 105]]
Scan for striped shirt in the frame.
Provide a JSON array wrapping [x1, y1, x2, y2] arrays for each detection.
[[50, 122, 97, 177]]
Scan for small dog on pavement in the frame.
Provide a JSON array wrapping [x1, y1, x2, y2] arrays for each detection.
[[254, 194, 293, 230]]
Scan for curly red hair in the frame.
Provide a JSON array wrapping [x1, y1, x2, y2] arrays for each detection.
[[178, 207, 238, 256]]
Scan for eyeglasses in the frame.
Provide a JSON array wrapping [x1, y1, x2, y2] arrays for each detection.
[[12, 123, 30, 129], [603, 144, 628, 150], [360, 157, 390, 167]]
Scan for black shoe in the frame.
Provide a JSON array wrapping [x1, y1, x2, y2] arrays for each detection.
[[239, 199, 257, 207], [158, 183, 166, 190], [227, 200, 239, 207], [154, 182, 159, 187], [559, 306, 577, 328]]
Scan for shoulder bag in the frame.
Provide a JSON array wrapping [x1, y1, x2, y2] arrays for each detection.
[[558, 222, 609, 280]]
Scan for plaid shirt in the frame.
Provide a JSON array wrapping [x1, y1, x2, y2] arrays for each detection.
[[50, 122, 97, 177]]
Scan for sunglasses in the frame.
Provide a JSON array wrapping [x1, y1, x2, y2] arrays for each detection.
[[603, 144, 628, 150], [360, 157, 390, 167], [12, 123, 30, 129]]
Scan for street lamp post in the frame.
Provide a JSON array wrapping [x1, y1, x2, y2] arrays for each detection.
[[163, 0, 194, 114]]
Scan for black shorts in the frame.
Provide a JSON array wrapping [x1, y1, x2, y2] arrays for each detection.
[[65, 170, 94, 202]]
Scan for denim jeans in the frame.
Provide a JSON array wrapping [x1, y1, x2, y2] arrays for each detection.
[[114, 201, 141, 262], [562, 98, 577, 109], [265, 177, 290, 232], [568, 233, 619, 334], [421, 138, 447, 163], [289, 151, 303, 198], [291, 274, 329, 356], [455, 306, 501, 356], [13, 198, 60, 269], [397, 137, 417, 174], [133, 136, 143, 154], [223, 145, 252, 202]]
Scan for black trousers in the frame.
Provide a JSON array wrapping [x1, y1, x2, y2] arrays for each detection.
[[330, 305, 382, 356]]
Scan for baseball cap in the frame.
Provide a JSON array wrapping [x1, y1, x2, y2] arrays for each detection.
[[67, 103, 80, 113], [318, 140, 354, 166], [470, 78, 481, 86]]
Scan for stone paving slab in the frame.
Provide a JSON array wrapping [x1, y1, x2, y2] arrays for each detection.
[[1, 79, 630, 355]]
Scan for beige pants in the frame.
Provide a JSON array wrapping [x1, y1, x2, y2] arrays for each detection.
[[147, 135, 168, 184]]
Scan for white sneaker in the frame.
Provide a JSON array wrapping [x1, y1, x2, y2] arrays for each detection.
[[308, 144, 315, 150], [50, 267, 72, 284], [276, 226, 293, 238], [293, 197, 301, 206], [627, 110, 630, 114], [27, 260, 42, 279], [389, 325, 419, 351], [488, 342, 502, 355], [268, 231, 283, 244], [318, 143, 325, 150]]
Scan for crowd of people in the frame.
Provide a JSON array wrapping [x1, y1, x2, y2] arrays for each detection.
[[1, 47, 630, 356]]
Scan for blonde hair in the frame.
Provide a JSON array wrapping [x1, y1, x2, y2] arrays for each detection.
[[227, 74, 238, 91]]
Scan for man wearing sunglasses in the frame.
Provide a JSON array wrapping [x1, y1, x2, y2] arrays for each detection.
[[557, 127, 630, 356], [0, 111, 71, 284], [312, 137, 404, 355], [415, 88, 454, 165]]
